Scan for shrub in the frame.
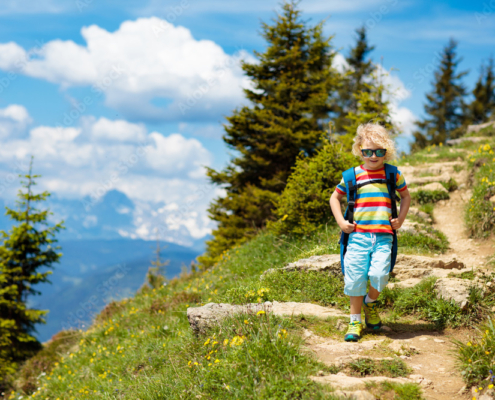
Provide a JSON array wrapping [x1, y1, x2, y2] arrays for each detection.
[[441, 177, 459, 192], [270, 141, 357, 236], [410, 189, 450, 205]]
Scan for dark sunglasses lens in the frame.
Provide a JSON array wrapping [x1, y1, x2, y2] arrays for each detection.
[[362, 149, 373, 157], [376, 149, 386, 157]]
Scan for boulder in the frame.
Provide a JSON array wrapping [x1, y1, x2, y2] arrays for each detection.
[[262, 254, 341, 278], [187, 300, 347, 334], [465, 121, 495, 135], [408, 207, 432, 223], [408, 181, 448, 193], [490, 195, 495, 203], [407, 173, 451, 186], [446, 136, 487, 146], [388, 278, 422, 290], [395, 254, 464, 270], [434, 278, 481, 309]]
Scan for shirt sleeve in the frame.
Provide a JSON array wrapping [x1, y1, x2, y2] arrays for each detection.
[[396, 170, 407, 192], [335, 177, 346, 195]]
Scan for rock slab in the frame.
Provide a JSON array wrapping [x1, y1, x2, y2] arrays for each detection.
[[434, 278, 480, 309], [187, 301, 347, 334], [262, 254, 341, 278]]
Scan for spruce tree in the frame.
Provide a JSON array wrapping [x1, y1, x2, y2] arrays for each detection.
[[0, 157, 64, 384], [334, 26, 376, 134], [466, 57, 495, 125], [412, 38, 468, 149], [198, 1, 340, 267]]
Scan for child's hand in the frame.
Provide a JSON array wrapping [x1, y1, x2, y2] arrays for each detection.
[[389, 216, 403, 230], [340, 221, 357, 233]]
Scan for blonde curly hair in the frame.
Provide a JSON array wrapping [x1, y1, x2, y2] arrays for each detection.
[[351, 123, 397, 161]]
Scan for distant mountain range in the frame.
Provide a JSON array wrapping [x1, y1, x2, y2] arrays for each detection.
[[29, 238, 204, 342], [0, 189, 211, 343]]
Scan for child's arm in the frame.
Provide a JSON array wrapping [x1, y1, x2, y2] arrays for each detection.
[[330, 190, 357, 233], [389, 187, 411, 230]]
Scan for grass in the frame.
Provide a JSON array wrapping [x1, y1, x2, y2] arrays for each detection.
[[465, 141, 495, 238], [380, 277, 495, 329], [410, 189, 450, 205], [397, 139, 490, 167], [453, 318, 495, 388], [366, 380, 424, 400], [224, 270, 347, 310], [347, 358, 411, 378], [397, 226, 449, 255]]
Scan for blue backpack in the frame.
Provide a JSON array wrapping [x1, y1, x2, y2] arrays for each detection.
[[338, 163, 399, 275]]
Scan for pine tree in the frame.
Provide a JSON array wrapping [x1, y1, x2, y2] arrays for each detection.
[[0, 157, 64, 384], [412, 38, 468, 150], [333, 25, 376, 134], [466, 57, 495, 125], [145, 237, 169, 289], [198, 1, 341, 267]]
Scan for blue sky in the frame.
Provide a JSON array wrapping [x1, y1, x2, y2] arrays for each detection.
[[0, 0, 493, 245]]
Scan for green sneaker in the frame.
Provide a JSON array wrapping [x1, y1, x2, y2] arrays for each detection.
[[362, 298, 382, 330], [344, 321, 363, 342]]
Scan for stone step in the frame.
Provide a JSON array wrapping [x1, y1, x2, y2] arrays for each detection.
[[187, 300, 346, 334]]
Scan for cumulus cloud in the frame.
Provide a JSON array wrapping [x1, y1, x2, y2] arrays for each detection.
[[0, 110, 215, 242], [0, 104, 32, 139], [0, 17, 254, 122]]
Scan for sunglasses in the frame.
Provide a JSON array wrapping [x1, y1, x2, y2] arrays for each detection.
[[361, 148, 387, 158]]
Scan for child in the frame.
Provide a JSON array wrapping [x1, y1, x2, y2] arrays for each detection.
[[329, 123, 410, 341]]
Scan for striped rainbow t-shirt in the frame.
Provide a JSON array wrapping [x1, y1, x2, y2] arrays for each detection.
[[335, 165, 407, 235]]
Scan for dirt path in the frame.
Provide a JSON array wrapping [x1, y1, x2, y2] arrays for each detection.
[[433, 170, 494, 269], [306, 329, 468, 400]]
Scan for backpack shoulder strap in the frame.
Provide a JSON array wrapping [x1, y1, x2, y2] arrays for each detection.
[[342, 167, 357, 223], [384, 163, 399, 219]]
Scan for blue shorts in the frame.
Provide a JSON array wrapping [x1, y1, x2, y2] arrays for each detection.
[[343, 232, 393, 296]]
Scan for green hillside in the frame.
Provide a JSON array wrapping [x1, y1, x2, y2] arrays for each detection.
[[4, 132, 495, 399]]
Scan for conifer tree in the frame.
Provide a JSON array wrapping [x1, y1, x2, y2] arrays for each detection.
[[412, 38, 468, 150], [0, 157, 64, 384], [334, 26, 376, 134], [198, 1, 340, 267], [145, 238, 169, 289], [466, 57, 495, 125]]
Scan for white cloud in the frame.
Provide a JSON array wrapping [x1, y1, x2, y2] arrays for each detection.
[[90, 117, 147, 142], [0, 17, 255, 122], [0, 104, 32, 139], [0, 112, 212, 199], [332, 52, 349, 74]]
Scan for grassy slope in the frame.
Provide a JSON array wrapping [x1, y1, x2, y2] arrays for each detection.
[[7, 136, 495, 399]]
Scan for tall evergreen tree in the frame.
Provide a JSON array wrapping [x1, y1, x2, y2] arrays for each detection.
[[198, 1, 340, 267], [336, 65, 398, 150], [466, 57, 495, 125], [0, 157, 64, 385], [412, 38, 468, 150], [333, 25, 375, 134]]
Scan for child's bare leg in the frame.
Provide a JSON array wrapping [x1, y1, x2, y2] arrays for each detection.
[[350, 295, 364, 314], [367, 286, 380, 302]]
